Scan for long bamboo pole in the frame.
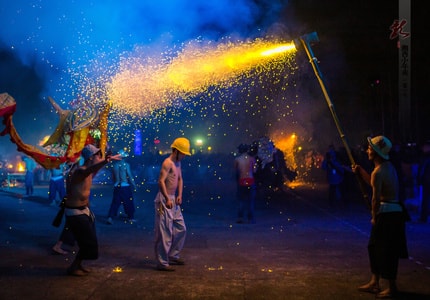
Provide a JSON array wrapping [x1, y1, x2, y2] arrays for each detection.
[[299, 32, 370, 208]]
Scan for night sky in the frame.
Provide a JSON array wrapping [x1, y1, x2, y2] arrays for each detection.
[[0, 0, 427, 164]]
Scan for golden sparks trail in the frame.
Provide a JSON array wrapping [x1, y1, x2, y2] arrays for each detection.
[[105, 39, 297, 116]]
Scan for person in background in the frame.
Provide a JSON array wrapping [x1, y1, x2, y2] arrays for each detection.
[[390, 142, 407, 204], [154, 137, 191, 271], [107, 149, 137, 224], [321, 145, 345, 208], [49, 163, 66, 206], [22, 155, 36, 196], [234, 143, 257, 224], [63, 144, 121, 276], [51, 162, 75, 255], [353, 136, 408, 299], [418, 140, 430, 223]]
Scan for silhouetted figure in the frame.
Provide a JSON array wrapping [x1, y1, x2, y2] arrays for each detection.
[[353, 136, 408, 299], [49, 164, 66, 206], [107, 149, 137, 224], [390, 143, 407, 204], [321, 145, 345, 208], [252, 137, 296, 200], [234, 144, 256, 224], [418, 141, 430, 223], [22, 156, 36, 195]]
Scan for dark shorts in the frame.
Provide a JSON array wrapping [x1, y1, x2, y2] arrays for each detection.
[[66, 213, 98, 260]]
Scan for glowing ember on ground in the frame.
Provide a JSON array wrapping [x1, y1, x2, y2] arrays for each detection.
[[260, 268, 273, 273], [113, 266, 123, 273]]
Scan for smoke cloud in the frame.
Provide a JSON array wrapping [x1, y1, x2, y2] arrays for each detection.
[[0, 1, 291, 153]]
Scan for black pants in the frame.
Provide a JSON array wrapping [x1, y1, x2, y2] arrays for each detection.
[[66, 213, 98, 260]]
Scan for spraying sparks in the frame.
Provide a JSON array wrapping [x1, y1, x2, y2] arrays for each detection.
[[102, 39, 297, 117], [261, 44, 296, 56], [68, 36, 307, 173]]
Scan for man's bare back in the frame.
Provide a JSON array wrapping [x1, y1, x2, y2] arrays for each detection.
[[113, 161, 135, 187], [235, 154, 256, 180]]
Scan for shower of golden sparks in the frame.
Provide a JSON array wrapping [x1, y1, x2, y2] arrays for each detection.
[[105, 39, 297, 117], [70, 37, 301, 159]]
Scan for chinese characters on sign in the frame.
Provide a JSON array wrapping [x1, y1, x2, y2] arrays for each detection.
[[400, 45, 409, 97], [389, 19, 410, 40]]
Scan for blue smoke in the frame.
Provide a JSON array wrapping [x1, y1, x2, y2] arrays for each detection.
[[0, 0, 289, 153], [0, 1, 288, 79]]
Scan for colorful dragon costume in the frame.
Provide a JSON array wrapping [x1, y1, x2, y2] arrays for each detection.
[[0, 93, 111, 169]]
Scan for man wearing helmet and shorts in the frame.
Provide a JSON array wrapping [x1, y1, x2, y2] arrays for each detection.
[[154, 137, 191, 271]]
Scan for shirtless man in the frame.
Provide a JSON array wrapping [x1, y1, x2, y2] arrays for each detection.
[[154, 137, 191, 271], [107, 149, 137, 224], [234, 144, 257, 224], [353, 136, 408, 298], [64, 144, 121, 276]]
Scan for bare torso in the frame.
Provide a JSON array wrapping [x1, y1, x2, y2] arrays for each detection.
[[161, 157, 180, 195], [65, 165, 94, 207], [64, 153, 121, 207], [235, 154, 256, 179]]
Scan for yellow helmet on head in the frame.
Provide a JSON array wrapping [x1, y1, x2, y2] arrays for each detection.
[[171, 137, 191, 155]]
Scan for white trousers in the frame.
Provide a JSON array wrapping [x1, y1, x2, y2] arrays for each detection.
[[154, 192, 187, 267]]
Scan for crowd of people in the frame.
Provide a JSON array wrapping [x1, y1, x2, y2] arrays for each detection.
[[7, 134, 430, 296]]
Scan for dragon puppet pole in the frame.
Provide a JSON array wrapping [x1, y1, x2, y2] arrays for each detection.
[[298, 32, 370, 208]]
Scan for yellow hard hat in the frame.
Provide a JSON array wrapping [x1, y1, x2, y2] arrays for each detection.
[[171, 137, 191, 155]]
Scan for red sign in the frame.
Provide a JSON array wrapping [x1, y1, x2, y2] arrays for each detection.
[[389, 19, 410, 40]]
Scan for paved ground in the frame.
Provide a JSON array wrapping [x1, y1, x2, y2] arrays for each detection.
[[1, 179, 429, 300]]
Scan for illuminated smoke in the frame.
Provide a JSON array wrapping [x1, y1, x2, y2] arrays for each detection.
[[104, 39, 296, 116], [68, 37, 300, 155]]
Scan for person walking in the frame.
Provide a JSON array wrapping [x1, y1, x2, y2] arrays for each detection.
[[353, 135, 409, 299], [49, 164, 66, 206], [234, 143, 257, 224], [22, 155, 36, 196], [63, 144, 121, 276], [107, 149, 137, 224], [154, 137, 191, 271]]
